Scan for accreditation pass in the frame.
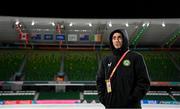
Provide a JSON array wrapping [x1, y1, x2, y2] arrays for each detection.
[[105, 79, 112, 93]]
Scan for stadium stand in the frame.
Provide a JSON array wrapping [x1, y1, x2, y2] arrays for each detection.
[[23, 50, 61, 81], [0, 50, 24, 81]]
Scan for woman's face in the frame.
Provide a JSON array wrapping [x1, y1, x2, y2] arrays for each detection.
[[112, 32, 123, 49]]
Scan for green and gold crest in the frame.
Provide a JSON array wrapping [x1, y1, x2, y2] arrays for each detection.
[[123, 59, 131, 66]]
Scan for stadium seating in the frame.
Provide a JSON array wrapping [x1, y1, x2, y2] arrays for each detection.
[[174, 96, 180, 101], [0, 90, 36, 100], [0, 95, 34, 100], [143, 91, 174, 101], [38, 91, 79, 100], [0, 50, 179, 82], [171, 52, 180, 67], [143, 95, 174, 101], [64, 51, 98, 81], [0, 50, 24, 81], [23, 50, 61, 81], [140, 51, 179, 81]]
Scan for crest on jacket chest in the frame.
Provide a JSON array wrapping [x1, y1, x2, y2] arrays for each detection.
[[123, 59, 131, 67]]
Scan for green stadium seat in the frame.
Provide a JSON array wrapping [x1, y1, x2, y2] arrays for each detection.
[[64, 51, 98, 81], [38, 91, 80, 100], [0, 50, 24, 81], [23, 50, 61, 81]]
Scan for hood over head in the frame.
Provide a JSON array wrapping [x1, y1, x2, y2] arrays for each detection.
[[109, 29, 129, 57]]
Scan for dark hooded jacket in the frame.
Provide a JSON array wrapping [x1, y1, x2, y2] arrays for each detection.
[[96, 29, 150, 108]]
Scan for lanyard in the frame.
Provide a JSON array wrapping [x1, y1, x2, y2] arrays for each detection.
[[109, 50, 130, 80]]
